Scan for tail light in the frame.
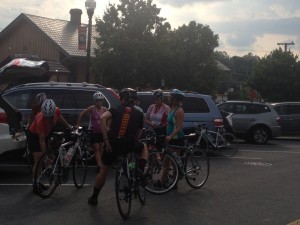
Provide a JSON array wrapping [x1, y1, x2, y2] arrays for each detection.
[[275, 116, 281, 125], [213, 118, 223, 127]]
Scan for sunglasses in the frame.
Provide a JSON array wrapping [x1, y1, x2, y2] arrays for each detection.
[[94, 99, 103, 102]]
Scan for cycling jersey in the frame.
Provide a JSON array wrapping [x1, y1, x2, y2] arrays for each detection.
[[146, 103, 170, 127], [89, 107, 105, 133], [29, 108, 61, 136], [166, 106, 184, 139]]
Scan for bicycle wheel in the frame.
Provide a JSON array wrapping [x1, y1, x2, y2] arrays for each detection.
[[115, 164, 132, 220], [137, 177, 146, 205], [185, 149, 210, 189], [219, 132, 238, 157], [144, 150, 179, 194], [72, 147, 88, 188], [34, 152, 60, 198]]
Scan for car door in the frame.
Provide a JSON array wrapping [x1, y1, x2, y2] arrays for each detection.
[[231, 103, 257, 133], [273, 104, 290, 134], [287, 104, 300, 134]]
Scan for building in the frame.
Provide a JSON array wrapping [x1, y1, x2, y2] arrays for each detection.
[[0, 9, 97, 83]]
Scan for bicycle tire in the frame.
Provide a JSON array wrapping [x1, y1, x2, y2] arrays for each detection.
[[115, 164, 132, 220], [219, 132, 238, 157], [72, 147, 88, 188], [34, 152, 60, 199], [185, 149, 210, 189], [144, 150, 179, 195]]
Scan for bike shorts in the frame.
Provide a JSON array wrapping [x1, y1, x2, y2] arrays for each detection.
[[91, 132, 104, 144], [27, 131, 49, 153], [102, 138, 145, 167]]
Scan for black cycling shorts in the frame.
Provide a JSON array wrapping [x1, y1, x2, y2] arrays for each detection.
[[27, 131, 49, 153], [169, 138, 185, 147], [102, 138, 145, 167], [91, 132, 104, 144]]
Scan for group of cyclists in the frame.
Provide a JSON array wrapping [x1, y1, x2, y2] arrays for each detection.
[[26, 87, 186, 205]]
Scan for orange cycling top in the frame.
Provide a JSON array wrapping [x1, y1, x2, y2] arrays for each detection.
[[29, 107, 61, 136]]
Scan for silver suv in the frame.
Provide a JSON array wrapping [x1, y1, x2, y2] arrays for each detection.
[[217, 101, 281, 144]]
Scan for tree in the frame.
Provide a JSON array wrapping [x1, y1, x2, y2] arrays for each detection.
[[93, 0, 170, 89], [249, 49, 300, 101]]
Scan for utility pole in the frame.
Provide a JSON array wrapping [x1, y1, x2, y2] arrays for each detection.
[[277, 41, 294, 52]]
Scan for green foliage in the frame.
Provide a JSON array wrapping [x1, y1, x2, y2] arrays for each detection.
[[249, 49, 300, 101], [92, 0, 220, 93]]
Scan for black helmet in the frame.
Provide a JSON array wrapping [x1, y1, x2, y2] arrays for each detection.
[[170, 89, 184, 100], [119, 88, 137, 103], [153, 89, 163, 100]]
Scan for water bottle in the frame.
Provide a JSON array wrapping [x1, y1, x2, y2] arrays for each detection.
[[128, 162, 136, 170], [65, 146, 75, 166], [172, 152, 182, 168]]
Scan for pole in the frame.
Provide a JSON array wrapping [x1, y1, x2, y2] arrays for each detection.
[[85, 13, 93, 83]]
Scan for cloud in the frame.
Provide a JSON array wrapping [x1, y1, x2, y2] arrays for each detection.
[[158, 0, 229, 7]]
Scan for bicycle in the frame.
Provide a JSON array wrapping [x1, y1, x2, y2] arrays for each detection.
[[34, 127, 89, 198], [143, 129, 210, 195], [115, 151, 146, 220], [186, 123, 238, 157]]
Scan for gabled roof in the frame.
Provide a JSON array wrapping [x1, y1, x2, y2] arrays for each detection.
[[0, 13, 97, 58]]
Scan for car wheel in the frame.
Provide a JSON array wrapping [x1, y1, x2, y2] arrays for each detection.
[[250, 127, 269, 144]]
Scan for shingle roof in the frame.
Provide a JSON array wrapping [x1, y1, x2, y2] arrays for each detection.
[[24, 14, 97, 58]]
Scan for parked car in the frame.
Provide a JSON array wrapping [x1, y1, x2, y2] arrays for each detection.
[[0, 98, 26, 157], [0, 57, 120, 156], [2, 82, 120, 129], [271, 102, 300, 136], [137, 91, 223, 133], [217, 101, 281, 144]]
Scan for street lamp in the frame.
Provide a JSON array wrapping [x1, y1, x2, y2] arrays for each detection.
[[85, 0, 96, 83]]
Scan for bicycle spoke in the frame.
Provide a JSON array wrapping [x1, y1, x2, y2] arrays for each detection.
[[72, 148, 88, 188], [144, 151, 178, 194], [34, 152, 60, 198], [185, 149, 210, 189], [219, 133, 238, 157], [115, 166, 132, 220]]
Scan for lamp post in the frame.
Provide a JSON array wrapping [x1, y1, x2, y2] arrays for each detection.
[[85, 0, 96, 83]]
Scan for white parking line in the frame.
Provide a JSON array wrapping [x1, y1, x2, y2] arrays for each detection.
[[0, 183, 91, 186]]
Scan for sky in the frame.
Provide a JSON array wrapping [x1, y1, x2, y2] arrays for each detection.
[[1, 0, 300, 57]]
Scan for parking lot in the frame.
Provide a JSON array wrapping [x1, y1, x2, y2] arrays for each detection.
[[0, 138, 300, 225]]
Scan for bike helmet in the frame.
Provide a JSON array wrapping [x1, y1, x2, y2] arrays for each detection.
[[93, 92, 105, 100], [41, 99, 56, 117], [170, 89, 184, 100], [35, 92, 47, 106], [153, 89, 163, 100]]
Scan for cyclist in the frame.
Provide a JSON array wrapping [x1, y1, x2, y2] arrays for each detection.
[[27, 99, 72, 194], [155, 89, 185, 187], [145, 89, 170, 139], [87, 88, 148, 205], [28, 92, 47, 126], [76, 92, 108, 172]]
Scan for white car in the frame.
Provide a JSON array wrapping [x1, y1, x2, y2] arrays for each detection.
[[0, 57, 48, 156], [0, 107, 26, 156]]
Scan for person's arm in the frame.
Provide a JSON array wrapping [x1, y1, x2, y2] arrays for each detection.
[[145, 105, 153, 127], [76, 106, 93, 127], [58, 115, 72, 130], [100, 110, 112, 152]]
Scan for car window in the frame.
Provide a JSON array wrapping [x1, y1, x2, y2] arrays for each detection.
[[274, 105, 288, 115], [218, 103, 234, 113], [72, 90, 109, 109], [182, 97, 210, 113], [289, 105, 300, 114], [3, 90, 33, 109], [255, 104, 271, 113]]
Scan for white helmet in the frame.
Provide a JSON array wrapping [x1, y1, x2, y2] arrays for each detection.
[[93, 92, 105, 100], [41, 99, 56, 117]]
